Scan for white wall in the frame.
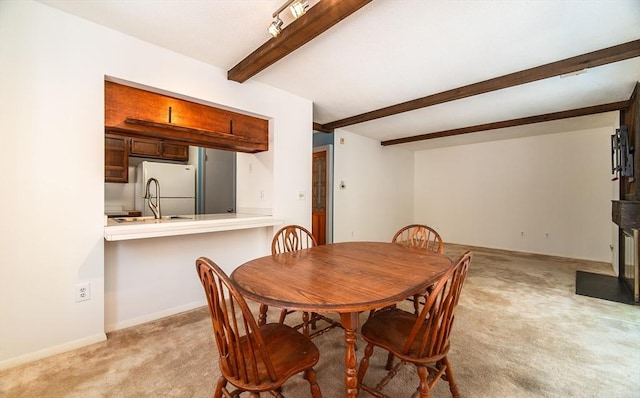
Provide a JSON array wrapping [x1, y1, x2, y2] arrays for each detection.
[[333, 130, 415, 242], [414, 125, 617, 262], [0, 0, 312, 368], [104, 228, 272, 332]]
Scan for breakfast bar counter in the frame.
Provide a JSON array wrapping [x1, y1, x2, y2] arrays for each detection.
[[104, 213, 283, 241]]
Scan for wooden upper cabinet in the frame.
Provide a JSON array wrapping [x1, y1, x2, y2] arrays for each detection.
[[129, 137, 162, 158], [106, 135, 189, 183], [105, 134, 128, 183], [129, 137, 189, 161], [105, 81, 268, 153], [160, 142, 189, 161]]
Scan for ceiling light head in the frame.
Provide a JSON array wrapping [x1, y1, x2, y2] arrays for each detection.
[[289, 0, 309, 19], [268, 16, 283, 38]]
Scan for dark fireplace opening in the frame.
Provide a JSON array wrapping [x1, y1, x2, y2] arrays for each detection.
[[620, 229, 639, 302]]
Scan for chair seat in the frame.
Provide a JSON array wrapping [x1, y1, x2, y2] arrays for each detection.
[[228, 323, 320, 391], [361, 308, 448, 364]]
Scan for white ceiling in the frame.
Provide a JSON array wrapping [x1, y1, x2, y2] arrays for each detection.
[[39, 0, 640, 150]]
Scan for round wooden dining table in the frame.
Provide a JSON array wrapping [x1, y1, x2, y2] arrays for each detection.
[[231, 241, 452, 398]]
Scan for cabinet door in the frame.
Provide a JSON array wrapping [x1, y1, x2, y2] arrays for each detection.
[[105, 134, 128, 183], [130, 137, 162, 158], [162, 142, 189, 161]]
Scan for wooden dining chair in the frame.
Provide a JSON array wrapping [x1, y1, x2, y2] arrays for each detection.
[[392, 224, 444, 254], [259, 225, 342, 339], [392, 224, 445, 315], [357, 251, 472, 398], [196, 257, 323, 398], [270, 224, 317, 254]]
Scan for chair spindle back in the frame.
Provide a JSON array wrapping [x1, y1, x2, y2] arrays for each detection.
[[196, 257, 278, 386], [403, 251, 472, 359], [271, 225, 317, 254], [392, 224, 444, 254]]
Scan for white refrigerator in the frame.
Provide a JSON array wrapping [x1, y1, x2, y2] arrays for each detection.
[[135, 161, 196, 217]]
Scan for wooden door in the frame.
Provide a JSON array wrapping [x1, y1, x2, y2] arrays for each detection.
[[312, 151, 327, 245]]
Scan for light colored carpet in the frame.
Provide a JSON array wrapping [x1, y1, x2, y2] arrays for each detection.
[[1, 244, 639, 397]]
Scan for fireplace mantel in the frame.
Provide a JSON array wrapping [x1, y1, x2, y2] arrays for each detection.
[[612, 200, 640, 229]]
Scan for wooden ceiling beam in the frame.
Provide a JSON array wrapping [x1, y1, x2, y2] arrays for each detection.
[[228, 0, 372, 83], [381, 101, 629, 146], [323, 39, 640, 130], [313, 122, 333, 133]]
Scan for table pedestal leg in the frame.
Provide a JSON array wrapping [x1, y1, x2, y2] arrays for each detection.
[[340, 312, 359, 398]]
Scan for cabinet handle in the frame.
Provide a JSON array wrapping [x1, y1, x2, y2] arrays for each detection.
[[230, 119, 233, 134], [168, 106, 172, 123]]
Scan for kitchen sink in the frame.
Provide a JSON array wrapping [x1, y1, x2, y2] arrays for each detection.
[[112, 215, 193, 223]]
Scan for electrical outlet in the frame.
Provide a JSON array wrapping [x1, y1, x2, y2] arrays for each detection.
[[75, 283, 91, 302]]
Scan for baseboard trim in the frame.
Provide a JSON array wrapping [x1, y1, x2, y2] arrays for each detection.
[[0, 333, 106, 371], [105, 300, 207, 333]]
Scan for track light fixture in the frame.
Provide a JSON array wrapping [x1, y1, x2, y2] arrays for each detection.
[[268, 0, 310, 37], [268, 16, 284, 37], [289, 0, 309, 18]]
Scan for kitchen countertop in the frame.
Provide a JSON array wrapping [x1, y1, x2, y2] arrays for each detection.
[[104, 213, 283, 241]]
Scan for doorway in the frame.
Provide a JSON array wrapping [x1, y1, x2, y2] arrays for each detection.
[[312, 145, 333, 245]]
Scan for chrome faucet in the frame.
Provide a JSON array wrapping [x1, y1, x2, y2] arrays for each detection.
[[144, 177, 161, 219]]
